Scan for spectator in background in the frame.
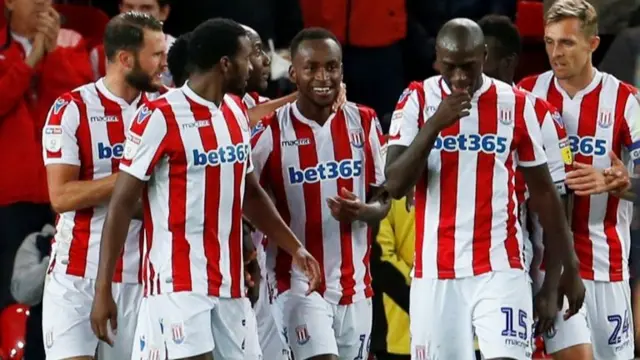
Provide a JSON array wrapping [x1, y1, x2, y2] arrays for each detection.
[[89, 0, 175, 84], [0, 0, 92, 310], [371, 194, 415, 360], [10, 224, 54, 360]]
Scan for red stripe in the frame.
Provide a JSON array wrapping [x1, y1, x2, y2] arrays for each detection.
[[605, 85, 629, 281], [186, 98, 223, 295], [66, 92, 93, 277], [472, 85, 497, 274], [571, 83, 602, 281], [266, 118, 294, 294], [504, 92, 525, 269], [436, 84, 459, 278], [547, 80, 564, 113], [158, 99, 192, 291], [360, 106, 375, 298], [291, 109, 326, 294], [331, 111, 356, 304], [96, 87, 127, 282], [412, 87, 427, 279], [221, 100, 246, 298], [45, 93, 75, 159]]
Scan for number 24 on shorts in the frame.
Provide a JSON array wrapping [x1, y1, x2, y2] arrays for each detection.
[[608, 310, 631, 345]]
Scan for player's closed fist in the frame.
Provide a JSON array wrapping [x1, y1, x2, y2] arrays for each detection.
[[90, 289, 118, 347], [326, 187, 366, 222], [432, 91, 472, 129]]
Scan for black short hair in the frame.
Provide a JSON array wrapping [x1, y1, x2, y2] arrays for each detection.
[[118, 0, 171, 7], [477, 15, 522, 58], [103, 12, 164, 62], [167, 32, 191, 86], [290, 27, 340, 59], [188, 18, 247, 73]]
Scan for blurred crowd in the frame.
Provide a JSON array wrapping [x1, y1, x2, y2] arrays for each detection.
[[3, 0, 640, 359]]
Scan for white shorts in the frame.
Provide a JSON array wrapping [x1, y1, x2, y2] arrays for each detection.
[[42, 272, 142, 360], [583, 280, 634, 360], [255, 276, 290, 360], [244, 298, 263, 360], [410, 270, 533, 360], [143, 292, 251, 360], [279, 290, 372, 360]]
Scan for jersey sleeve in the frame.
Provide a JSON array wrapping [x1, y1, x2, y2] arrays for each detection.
[[119, 105, 168, 181], [388, 82, 425, 147], [621, 92, 640, 165], [250, 118, 274, 182], [42, 97, 81, 166], [539, 103, 572, 194], [515, 94, 548, 168], [368, 114, 386, 186]]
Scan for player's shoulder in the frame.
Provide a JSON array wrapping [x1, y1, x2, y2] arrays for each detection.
[[341, 101, 378, 129], [50, 84, 91, 114], [517, 71, 554, 92], [600, 71, 637, 96]]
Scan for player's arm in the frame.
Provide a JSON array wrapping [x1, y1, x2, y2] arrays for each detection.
[[43, 97, 117, 213], [360, 115, 391, 222], [615, 91, 640, 201], [246, 92, 297, 127]]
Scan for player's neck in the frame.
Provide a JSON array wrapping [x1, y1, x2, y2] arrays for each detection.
[[103, 72, 141, 104], [9, 20, 34, 40], [188, 74, 225, 106], [556, 63, 596, 98], [296, 98, 332, 125]]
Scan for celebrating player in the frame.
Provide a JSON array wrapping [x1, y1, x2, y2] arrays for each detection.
[[89, 18, 321, 360], [41, 12, 167, 360], [479, 15, 591, 359], [384, 18, 582, 359], [250, 28, 389, 360], [518, 0, 640, 358]]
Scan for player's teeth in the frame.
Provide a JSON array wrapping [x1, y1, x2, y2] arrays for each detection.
[[313, 87, 330, 94]]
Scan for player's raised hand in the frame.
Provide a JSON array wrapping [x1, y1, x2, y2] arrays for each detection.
[[565, 162, 608, 196], [292, 247, 322, 295], [90, 289, 118, 347], [558, 267, 585, 320], [534, 285, 559, 336], [431, 91, 472, 130], [332, 83, 347, 112]]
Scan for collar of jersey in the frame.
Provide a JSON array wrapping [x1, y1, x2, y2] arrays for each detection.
[[95, 78, 143, 108], [181, 82, 220, 110], [291, 101, 336, 129], [553, 69, 603, 100], [440, 74, 492, 101]]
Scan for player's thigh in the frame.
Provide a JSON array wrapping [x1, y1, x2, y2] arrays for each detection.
[[542, 296, 591, 358], [209, 297, 249, 360], [131, 296, 167, 360], [285, 291, 338, 360], [334, 298, 372, 360], [42, 272, 98, 359], [149, 292, 216, 360], [97, 282, 144, 359], [583, 280, 634, 360], [242, 299, 263, 360], [473, 271, 533, 360], [410, 277, 475, 360]]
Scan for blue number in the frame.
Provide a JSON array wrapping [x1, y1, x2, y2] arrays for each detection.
[[569, 136, 579, 153], [595, 139, 607, 156], [497, 137, 507, 153], [580, 137, 594, 154], [568, 136, 608, 156], [354, 161, 362, 176], [468, 134, 481, 151], [622, 310, 630, 340], [326, 162, 338, 178], [339, 160, 354, 177], [502, 307, 528, 339], [353, 334, 366, 360], [608, 314, 623, 345], [482, 135, 496, 152]]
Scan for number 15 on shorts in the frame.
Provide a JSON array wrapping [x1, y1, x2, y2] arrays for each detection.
[[501, 307, 530, 344]]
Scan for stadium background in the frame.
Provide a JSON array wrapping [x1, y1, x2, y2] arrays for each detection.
[[1, 0, 640, 359]]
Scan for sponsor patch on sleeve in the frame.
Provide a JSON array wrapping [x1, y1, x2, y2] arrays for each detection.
[[251, 120, 266, 138], [44, 126, 63, 152], [559, 139, 573, 165], [551, 111, 564, 128], [123, 134, 142, 160]]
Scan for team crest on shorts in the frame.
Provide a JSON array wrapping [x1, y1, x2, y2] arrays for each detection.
[[44, 329, 54, 349], [171, 322, 185, 344], [349, 128, 365, 149], [295, 324, 310, 345], [414, 344, 427, 360], [148, 348, 161, 360]]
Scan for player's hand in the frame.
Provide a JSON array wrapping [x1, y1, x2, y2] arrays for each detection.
[[292, 247, 322, 295], [332, 83, 347, 112], [26, 32, 47, 67], [603, 151, 631, 197], [37, 7, 61, 53], [565, 162, 608, 196], [534, 285, 559, 336], [244, 254, 261, 306], [558, 267, 585, 320], [432, 91, 472, 130], [90, 288, 118, 347], [405, 188, 415, 212], [326, 187, 366, 223]]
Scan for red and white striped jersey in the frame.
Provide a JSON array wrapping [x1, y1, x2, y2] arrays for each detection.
[[42, 79, 149, 283], [243, 92, 269, 109], [388, 75, 547, 279], [119, 85, 253, 298], [519, 70, 640, 282], [250, 101, 386, 304]]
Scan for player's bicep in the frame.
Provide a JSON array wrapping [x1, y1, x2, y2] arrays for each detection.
[[46, 164, 81, 202], [388, 87, 422, 147], [516, 97, 547, 167], [119, 106, 168, 181], [43, 100, 81, 166], [519, 163, 556, 201]]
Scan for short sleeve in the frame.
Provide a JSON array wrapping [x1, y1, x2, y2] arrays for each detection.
[[388, 82, 425, 147], [515, 95, 548, 168], [119, 105, 168, 181], [621, 92, 640, 165], [42, 97, 81, 166], [539, 103, 571, 185], [250, 118, 274, 182], [368, 115, 386, 186]]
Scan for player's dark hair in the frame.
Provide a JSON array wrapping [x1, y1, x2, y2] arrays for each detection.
[[477, 15, 522, 58], [104, 12, 164, 62], [188, 18, 247, 73], [118, 0, 171, 7], [290, 27, 341, 59], [167, 32, 191, 86]]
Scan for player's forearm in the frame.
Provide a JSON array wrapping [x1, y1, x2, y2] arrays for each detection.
[[49, 174, 117, 213], [247, 92, 297, 127], [357, 200, 391, 224], [243, 181, 303, 256], [385, 124, 441, 199]]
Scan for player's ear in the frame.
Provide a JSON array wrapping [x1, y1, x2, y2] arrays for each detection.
[[220, 56, 231, 74], [588, 35, 600, 53], [288, 64, 296, 83], [117, 50, 135, 71], [484, 44, 488, 61]]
